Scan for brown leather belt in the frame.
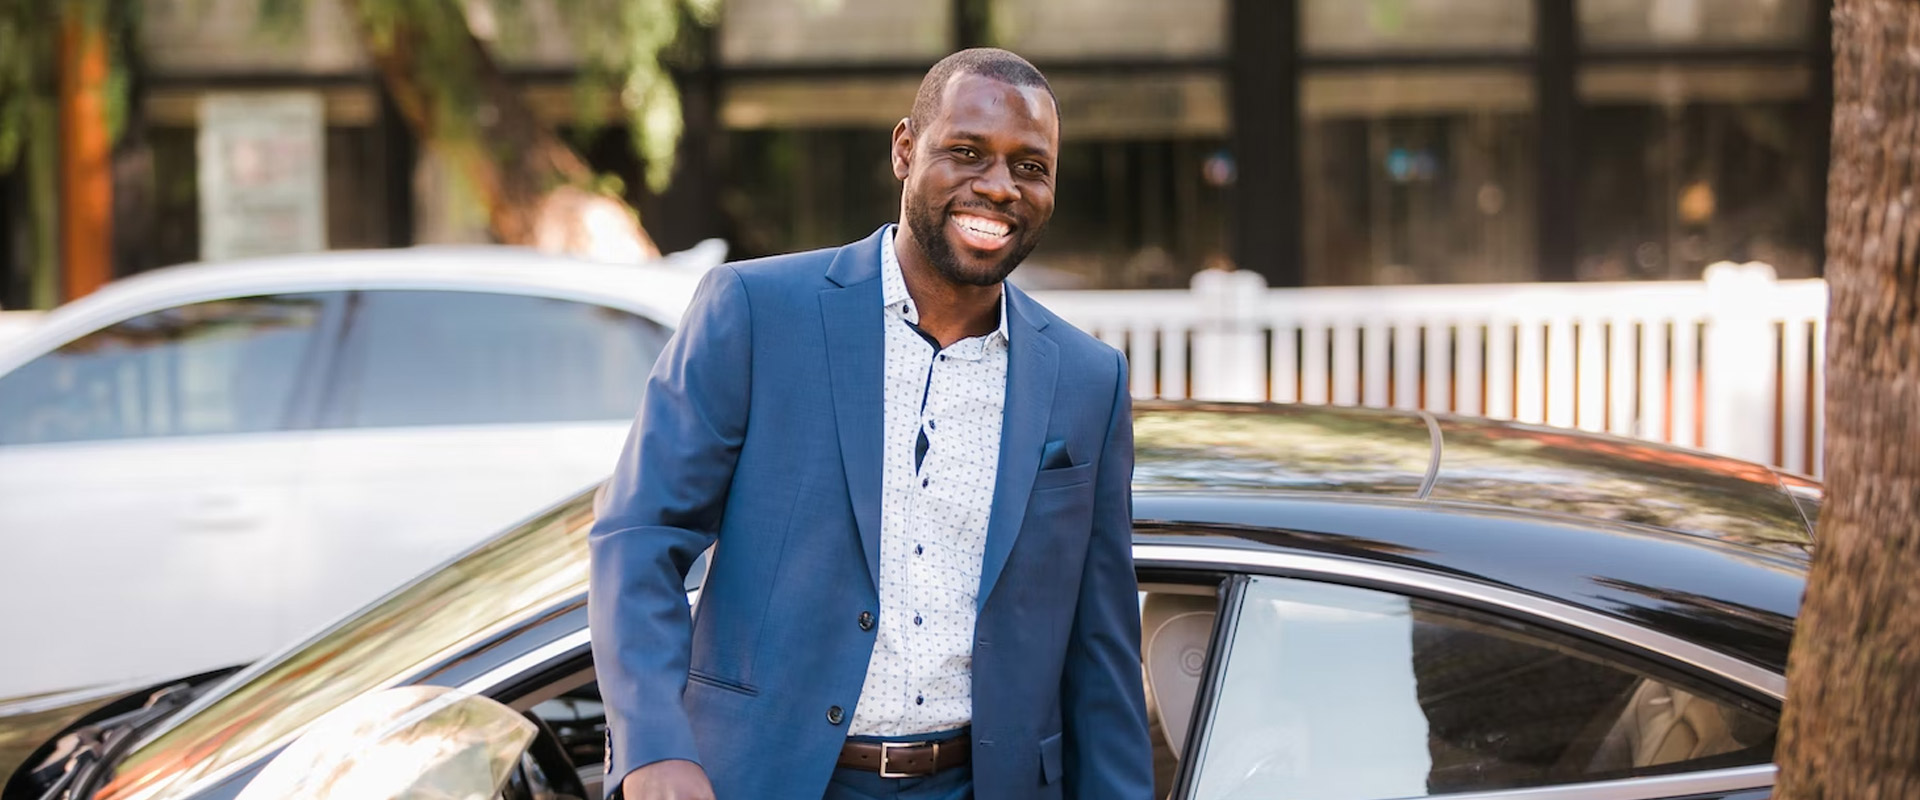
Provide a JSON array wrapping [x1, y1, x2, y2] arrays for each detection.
[[837, 734, 971, 778]]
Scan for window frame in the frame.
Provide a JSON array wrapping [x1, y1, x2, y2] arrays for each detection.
[[1133, 541, 1783, 800]]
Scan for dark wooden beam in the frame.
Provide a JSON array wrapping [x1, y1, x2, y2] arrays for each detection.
[[378, 86, 416, 248], [955, 0, 988, 50], [1811, 0, 1834, 276], [1536, 0, 1580, 281], [1229, 0, 1301, 285]]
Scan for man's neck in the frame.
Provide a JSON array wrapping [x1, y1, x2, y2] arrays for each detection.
[[894, 228, 1003, 349]]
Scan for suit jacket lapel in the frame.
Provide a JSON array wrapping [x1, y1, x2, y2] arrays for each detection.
[[978, 286, 1056, 611], [820, 228, 889, 589]]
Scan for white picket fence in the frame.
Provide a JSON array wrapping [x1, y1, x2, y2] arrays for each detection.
[[1032, 262, 1830, 478]]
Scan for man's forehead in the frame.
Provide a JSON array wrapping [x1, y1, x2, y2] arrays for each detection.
[[933, 73, 1058, 132]]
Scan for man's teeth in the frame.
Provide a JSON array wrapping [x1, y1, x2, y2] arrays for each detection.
[[957, 216, 1009, 237]]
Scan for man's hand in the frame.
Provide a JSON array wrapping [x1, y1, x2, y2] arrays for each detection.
[[621, 759, 716, 800]]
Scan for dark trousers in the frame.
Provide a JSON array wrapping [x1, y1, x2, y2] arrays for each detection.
[[821, 764, 973, 800]]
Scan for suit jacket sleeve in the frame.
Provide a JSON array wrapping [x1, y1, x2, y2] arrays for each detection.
[[1061, 350, 1155, 799], [588, 264, 751, 789]]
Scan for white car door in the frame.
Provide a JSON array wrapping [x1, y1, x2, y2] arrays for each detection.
[[280, 289, 668, 640], [0, 293, 337, 698]]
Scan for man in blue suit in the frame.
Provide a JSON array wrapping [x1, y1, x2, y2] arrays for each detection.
[[589, 48, 1151, 800]]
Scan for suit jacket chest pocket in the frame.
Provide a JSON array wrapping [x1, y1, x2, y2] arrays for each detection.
[[1030, 461, 1094, 493], [1025, 462, 1096, 546]]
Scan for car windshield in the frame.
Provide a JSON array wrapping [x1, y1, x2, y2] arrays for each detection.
[[94, 490, 599, 800]]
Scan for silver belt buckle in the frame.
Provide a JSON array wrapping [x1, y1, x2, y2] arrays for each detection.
[[879, 740, 929, 779]]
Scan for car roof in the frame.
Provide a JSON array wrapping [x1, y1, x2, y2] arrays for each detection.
[[1132, 402, 1816, 554], [0, 243, 722, 372]]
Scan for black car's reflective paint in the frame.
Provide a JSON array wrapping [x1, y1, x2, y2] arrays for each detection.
[[7, 402, 1812, 800], [1134, 493, 1805, 676], [1133, 404, 1436, 497], [1430, 415, 1812, 553], [1134, 403, 1816, 550]]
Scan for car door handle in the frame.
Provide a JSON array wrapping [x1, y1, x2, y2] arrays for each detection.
[[181, 494, 262, 532]]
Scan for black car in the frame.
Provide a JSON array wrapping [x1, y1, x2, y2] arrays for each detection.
[[4, 403, 1817, 800]]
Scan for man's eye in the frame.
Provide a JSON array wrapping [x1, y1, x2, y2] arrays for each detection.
[[1019, 162, 1049, 175], [953, 147, 979, 159]]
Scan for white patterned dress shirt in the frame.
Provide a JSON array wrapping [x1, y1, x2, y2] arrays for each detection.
[[849, 226, 1010, 737]]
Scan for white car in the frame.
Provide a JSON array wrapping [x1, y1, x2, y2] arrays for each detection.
[[0, 244, 718, 699]]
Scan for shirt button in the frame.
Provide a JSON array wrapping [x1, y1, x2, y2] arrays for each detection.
[[914, 614, 923, 626], [916, 695, 924, 706], [827, 706, 845, 725], [928, 419, 936, 430], [915, 544, 923, 556], [921, 478, 929, 488], [858, 611, 875, 631]]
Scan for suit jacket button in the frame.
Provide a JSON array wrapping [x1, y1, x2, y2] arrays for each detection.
[[858, 611, 875, 631], [827, 706, 846, 725]]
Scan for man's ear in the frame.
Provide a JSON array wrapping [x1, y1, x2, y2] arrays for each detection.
[[891, 117, 913, 181]]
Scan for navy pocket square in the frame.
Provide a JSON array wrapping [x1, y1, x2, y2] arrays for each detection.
[[1040, 439, 1074, 470]]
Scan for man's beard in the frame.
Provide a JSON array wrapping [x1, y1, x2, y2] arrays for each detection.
[[905, 193, 1044, 287]]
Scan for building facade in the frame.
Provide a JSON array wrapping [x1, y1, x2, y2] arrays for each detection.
[[0, 0, 1831, 307]]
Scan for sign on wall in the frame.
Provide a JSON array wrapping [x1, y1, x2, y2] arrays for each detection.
[[197, 92, 326, 262]]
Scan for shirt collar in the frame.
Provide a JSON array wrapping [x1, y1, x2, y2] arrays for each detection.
[[881, 224, 1010, 345]]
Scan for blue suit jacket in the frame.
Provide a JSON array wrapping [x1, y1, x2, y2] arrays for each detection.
[[588, 227, 1152, 800]]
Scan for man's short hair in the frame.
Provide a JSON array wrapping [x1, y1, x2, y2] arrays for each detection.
[[908, 48, 1057, 135]]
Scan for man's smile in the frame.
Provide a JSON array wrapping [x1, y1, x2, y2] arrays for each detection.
[[950, 212, 1015, 252]]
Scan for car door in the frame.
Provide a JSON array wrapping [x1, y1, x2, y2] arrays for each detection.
[[282, 289, 668, 644], [1178, 574, 1779, 800], [0, 293, 338, 698]]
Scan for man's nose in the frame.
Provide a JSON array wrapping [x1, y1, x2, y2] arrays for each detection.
[[972, 159, 1017, 205]]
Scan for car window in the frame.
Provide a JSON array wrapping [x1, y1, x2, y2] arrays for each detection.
[[1191, 577, 1777, 800], [324, 290, 668, 428], [1139, 583, 1224, 799], [0, 294, 328, 446]]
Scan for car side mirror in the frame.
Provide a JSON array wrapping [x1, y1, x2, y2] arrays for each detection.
[[235, 686, 535, 800]]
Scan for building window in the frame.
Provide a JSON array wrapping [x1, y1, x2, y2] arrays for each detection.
[[720, 78, 917, 257], [986, 0, 1226, 59], [1578, 0, 1811, 48], [719, 0, 951, 65], [726, 127, 901, 258], [1303, 0, 1534, 55], [1577, 63, 1821, 279], [1302, 69, 1537, 285], [1027, 74, 1231, 289]]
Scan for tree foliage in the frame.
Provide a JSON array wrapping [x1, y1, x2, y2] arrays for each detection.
[[0, 0, 716, 204], [258, 0, 718, 193], [0, 0, 134, 175], [0, 0, 717, 271]]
